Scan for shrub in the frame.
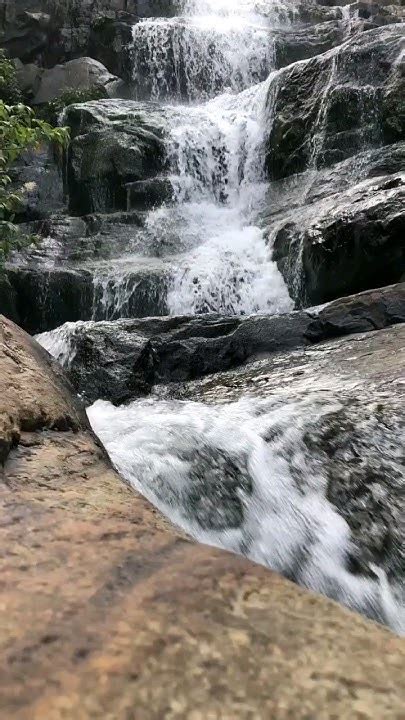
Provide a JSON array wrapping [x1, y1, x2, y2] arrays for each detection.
[[41, 85, 109, 125], [0, 50, 21, 104]]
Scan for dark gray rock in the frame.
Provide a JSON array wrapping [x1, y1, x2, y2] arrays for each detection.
[[9, 147, 64, 223], [5, 261, 168, 334], [274, 19, 357, 68], [8, 211, 146, 267], [2, 204, 173, 333], [317, 403, 405, 579], [272, 172, 405, 306], [6, 267, 94, 335], [88, 16, 134, 79], [0, 275, 19, 326], [37, 283, 405, 404], [262, 142, 405, 230], [0, 1, 182, 71], [0, 1, 131, 66], [126, 177, 173, 210], [266, 24, 405, 181], [64, 100, 167, 214]]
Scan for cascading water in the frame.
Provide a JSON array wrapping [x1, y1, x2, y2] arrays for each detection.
[[164, 76, 293, 315], [114, 0, 294, 317], [88, 391, 405, 634], [130, 0, 291, 101]]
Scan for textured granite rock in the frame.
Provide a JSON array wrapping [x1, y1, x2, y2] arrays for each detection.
[[1, 316, 405, 718]]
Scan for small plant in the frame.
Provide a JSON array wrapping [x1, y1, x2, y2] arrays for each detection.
[[42, 85, 109, 125]]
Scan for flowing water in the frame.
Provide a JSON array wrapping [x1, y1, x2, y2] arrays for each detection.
[[92, 0, 294, 318], [87, 390, 405, 634]]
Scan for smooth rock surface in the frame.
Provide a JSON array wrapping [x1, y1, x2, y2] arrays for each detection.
[[1, 315, 405, 719]]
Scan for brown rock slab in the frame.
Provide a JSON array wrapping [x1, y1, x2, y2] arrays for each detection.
[[1, 315, 405, 719]]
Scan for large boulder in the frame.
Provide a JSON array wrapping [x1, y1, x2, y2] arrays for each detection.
[[37, 283, 405, 404], [64, 100, 167, 214], [3, 316, 405, 717], [272, 172, 405, 305], [266, 24, 405, 180], [262, 139, 405, 305], [31, 57, 118, 105]]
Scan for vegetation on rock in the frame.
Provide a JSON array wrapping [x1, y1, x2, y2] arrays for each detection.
[[0, 52, 69, 267], [0, 50, 21, 104], [40, 85, 109, 125]]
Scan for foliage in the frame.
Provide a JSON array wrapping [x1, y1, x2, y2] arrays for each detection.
[[41, 85, 108, 125], [0, 101, 69, 266], [0, 50, 21, 104]]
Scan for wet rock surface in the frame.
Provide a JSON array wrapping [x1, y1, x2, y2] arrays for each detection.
[[6, 263, 169, 335], [262, 21, 405, 305], [272, 172, 405, 305], [38, 283, 405, 404], [265, 24, 405, 180], [64, 100, 167, 215], [1, 7, 404, 323]]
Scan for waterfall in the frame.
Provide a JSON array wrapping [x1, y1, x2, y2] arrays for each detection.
[[130, 0, 296, 101], [123, 0, 293, 317], [163, 76, 292, 316]]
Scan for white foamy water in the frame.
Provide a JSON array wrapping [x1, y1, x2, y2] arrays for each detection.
[[37, 321, 89, 367], [100, 0, 294, 319], [62, 0, 294, 319], [131, 15, 274, 102], [130, 0, 286, 102], [88, 394, 405, 634], [164, 75, 292, 315]]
